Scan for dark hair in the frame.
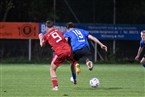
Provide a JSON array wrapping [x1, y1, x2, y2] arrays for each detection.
[[66, 22, 75, 29], [46, 19, 54, 28]]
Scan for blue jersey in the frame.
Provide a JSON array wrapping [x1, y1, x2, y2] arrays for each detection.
[[140, 40, 145, 48], [64, 28, 90, 51]]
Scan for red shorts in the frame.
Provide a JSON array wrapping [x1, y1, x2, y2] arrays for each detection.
[[51, 51, 74, 67]]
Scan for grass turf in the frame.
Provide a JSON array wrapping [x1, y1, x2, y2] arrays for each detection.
[[0, 64, 144, 97]]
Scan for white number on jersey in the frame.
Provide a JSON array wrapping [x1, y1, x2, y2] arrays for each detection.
[[51, 31, 62, 43], [73, 30, 85, 42]]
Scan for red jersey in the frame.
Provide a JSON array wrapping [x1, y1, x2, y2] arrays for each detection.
[[42, 28, 71, 55]]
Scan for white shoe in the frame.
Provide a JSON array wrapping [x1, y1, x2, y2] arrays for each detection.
[[52, 86, 58, 91], [86, 61, 93, 71]]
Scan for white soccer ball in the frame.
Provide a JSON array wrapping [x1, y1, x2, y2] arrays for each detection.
[[90, 78, 100, 88]]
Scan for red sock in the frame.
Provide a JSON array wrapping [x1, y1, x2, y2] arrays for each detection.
[[51, 77, 58, 87]]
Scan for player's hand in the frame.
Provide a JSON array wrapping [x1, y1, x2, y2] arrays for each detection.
[[101, 45, 107, 52], [39, 33, 43, 40]]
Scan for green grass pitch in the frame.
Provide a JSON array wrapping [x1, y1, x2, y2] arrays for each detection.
[[0, 64, 145, 97]]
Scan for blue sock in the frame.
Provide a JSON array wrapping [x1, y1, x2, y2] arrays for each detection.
[[72, 72, 76, 80], [143, 64, 145, 68]]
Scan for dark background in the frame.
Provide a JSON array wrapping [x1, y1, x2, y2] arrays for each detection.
[[1, 0, 145, 23], [1, 0, 145, 63]]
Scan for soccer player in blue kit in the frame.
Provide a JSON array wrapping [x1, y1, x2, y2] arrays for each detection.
[[135, 30, 145, 67], [64, 22, 107, 72]]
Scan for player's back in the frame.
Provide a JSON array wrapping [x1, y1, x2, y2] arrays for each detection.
[[64, 28, 90, 51], [44, 28, 71, 55]]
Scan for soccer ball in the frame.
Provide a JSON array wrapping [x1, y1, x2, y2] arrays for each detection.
[[90, 78, 100, 88]]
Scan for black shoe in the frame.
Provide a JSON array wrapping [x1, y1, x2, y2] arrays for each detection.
[[74, 80, 77, 84], [89, 67, 93, 71]]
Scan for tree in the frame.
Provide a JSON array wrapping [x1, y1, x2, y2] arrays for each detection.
[[0, 0, 14, 21]]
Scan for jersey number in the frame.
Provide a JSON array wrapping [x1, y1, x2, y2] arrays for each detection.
[[73, 30, 85, 42], [51, 32, 62, 43]]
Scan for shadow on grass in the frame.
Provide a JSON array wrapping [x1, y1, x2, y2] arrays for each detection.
[[101, 87, 123, 90], [73, 86, 123, 91]]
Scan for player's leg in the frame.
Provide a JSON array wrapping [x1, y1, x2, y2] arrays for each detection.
[[70, 63, 77, 84], [50, 52, 68, 90], [69, 60, 80, 84], [86, 58, 93, 71], [50, 55, 60, 91], [50, 64, 58, 91], [67, 52, 80, 83], [73, 46, 93, 71], [140, 57, 145, 67], [72, 58, 80, 75], [72, 51, 83, 75], [81, 46, 93, 71], [75, 63, 80, 75], [69, 51, 80, 75]]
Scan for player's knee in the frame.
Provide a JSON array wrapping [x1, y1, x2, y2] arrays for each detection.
[[50, 64, 57, 71], [140, 60, 145, 64], [50, 67, 54, 73]]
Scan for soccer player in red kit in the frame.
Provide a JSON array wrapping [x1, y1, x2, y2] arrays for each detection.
[[38, 20, 80, 91]]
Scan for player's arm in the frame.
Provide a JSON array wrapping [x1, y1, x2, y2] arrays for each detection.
[[65, 37, 69, 42], [65, 37, 72, 47], [88, 34, 107, 52], [135, 47, 143, 61], [64, 32, 69, 42], [38, 33, 45, 47]]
